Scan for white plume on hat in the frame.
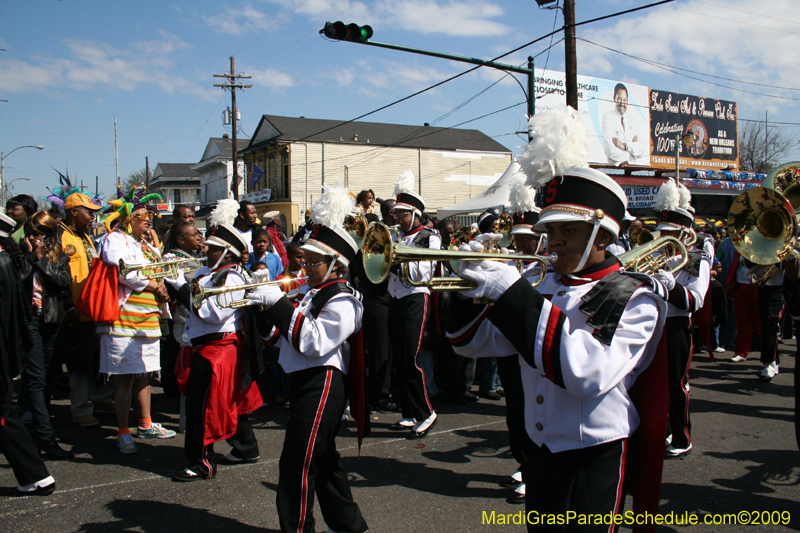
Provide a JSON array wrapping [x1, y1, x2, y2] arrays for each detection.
[[678, 182, 692, 209], [393, 170, 415, 196], [517, 105, 591, 188], [653, 179, 681, 211], [209, 199, 240, 227], [310, 179, 355, 227], [508, 169, 539, 214]]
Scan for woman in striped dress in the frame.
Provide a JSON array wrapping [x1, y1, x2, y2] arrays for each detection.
[[99, 193, 176, 454]]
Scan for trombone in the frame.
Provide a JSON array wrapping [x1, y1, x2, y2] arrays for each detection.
[[119, 257, 206, 281], [362, 222, 555, 292], [191, 276, 308, 309]]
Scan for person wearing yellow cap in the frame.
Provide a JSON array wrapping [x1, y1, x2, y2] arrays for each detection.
[[57, 193, 117, 429]]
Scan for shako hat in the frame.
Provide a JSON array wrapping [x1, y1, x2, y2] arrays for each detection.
[[0, 212, 15, 238], [393, 170, 425, 215], [303, 180, 359, 267], [508, 165, 542, 236], [202, 223, 248, 258], [654, 179, 693, 230]]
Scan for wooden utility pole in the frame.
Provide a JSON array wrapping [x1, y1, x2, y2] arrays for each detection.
[[145, 156, 150, 190], [214, 56, 252, 201], [563, 0, 578, 110]]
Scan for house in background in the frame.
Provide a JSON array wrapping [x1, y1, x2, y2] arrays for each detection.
[[193, 134, 249, 217], [150, 162, 201, 227], [239, 115, 512, 233]]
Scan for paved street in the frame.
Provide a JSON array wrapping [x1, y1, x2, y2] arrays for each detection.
[[1, 344, 799, 532]]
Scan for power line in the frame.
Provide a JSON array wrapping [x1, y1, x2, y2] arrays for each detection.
[[695, 0, 800, 27], [676, 7, 800, 36], [578, 37, 800, 102]]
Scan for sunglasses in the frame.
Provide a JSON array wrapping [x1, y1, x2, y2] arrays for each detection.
[[132, 212, 155, 221], [299, 260, 327, 269]]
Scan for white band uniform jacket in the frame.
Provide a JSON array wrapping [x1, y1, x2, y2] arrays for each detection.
[[184, 266, 247, 340], [387, 226, 441, 299], [447, 265, 667, 453], [263, 284, 363, 375], [665, 237, 712, 318]]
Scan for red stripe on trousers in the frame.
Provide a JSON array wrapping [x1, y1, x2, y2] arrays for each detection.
[[414, 294, 433, 414], [608, 440, 627, 533], [297, 368, 333, 533]]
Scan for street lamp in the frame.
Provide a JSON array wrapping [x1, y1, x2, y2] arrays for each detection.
[[1, 145, 44, 207], [4, 177, 31, 206]]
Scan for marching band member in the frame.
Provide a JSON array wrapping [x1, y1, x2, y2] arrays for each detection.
[[246, 181, 369, 533], [387, 170, 440, 438], [650, 181, 712, 458], [98, 187, 175, 455], [445, 106, 669, 532], [165, 222, 263, 481]]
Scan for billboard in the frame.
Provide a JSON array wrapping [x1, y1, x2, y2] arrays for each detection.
[[649, 89, 739, 171], [534, 69, 650, 166], [532, 70, 739, 171]]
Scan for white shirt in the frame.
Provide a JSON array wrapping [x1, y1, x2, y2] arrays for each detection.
[[234, 226, 254, 254], [387, 226, 441, 299], [266, 286, 363, 375], [665, 237, 712, 318], [184, 265, 247, 340], [602, 107, 647, 165], [447, 269, 666, 453], [100, 231, 157, 305]]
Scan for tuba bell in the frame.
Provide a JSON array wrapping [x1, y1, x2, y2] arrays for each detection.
[[727, 186, 797, 266], [762, 161, 800, 214]]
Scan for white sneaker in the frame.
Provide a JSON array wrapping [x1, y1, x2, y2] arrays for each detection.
[[729, 355, 747, 362], [514, 481, 526, 496], [413, 412, 437, 433], [665, 443, 692, 458], [713, 347, 726, 353], [665, 434, 673, 447], [759, 362, 779, 381]]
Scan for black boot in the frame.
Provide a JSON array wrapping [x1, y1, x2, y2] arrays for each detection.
[[40, 441, 75, 460]]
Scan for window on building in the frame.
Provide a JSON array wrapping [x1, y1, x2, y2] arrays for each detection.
[[173, 189, 181, 204]]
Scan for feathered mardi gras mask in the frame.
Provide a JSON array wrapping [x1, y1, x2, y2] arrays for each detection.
[[103, 185, 162, 232], [46, 169, 106, 212]]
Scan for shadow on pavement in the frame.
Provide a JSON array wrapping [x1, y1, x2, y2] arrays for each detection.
[[76, 499, 276, 532]]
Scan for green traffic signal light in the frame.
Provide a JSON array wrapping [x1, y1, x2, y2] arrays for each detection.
[[320, 21, 372, 42]]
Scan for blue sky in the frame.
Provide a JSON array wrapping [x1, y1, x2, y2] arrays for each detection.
[[2, 0, 799, 201]]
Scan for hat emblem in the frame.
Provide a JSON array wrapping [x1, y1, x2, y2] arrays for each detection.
[[546, 180, 558, 204]]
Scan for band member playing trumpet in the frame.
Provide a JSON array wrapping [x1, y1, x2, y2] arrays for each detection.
[[98, 186, 175, 455], [164, 223, 263, 481], [445, 106, 669, 532], [387, 170, 440, 438], [246, 181, 369, 533], [650, 181, 711, 458]]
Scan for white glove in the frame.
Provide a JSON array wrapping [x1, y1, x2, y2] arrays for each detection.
[[245, 285, 284, 308], [162, 253, 177, 262], [164, 268, 186, 289], [458, 259, 521, 301], [459, 241, 485, 253], [653, 269, 676, 292]]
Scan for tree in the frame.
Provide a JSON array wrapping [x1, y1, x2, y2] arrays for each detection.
[[120, 167, 152, 192], [739, 113, 798, 174]]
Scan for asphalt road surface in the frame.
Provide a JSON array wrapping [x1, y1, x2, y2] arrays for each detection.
[[1, 343, 798, 532]]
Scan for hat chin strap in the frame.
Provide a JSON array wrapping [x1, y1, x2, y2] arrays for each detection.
[[322, 253, 341, 282], [575, 220, 603, 273], [210, 244, 233, 270]]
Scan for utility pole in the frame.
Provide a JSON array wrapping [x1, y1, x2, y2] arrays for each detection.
[[563, 0, 578, 109], [114, 116, 120, 187], [214, 56, 252, 201], [96, 176, 99, 197], [145, 156, 150, 190]]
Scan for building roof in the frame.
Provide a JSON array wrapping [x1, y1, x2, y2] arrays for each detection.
[[207, 136, 249, 160], [153, 163, 199, 179], [246, 115, 510, 153]]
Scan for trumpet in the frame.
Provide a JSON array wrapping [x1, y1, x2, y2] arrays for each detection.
[[119, 257, 206, 281], [496, 213, 514, 248], [616, 235, 689, 275], [344, 213, 369, 248], [629, 227, 660, 247], [362, 222, 554, 292], [191, 276, 308, 309]]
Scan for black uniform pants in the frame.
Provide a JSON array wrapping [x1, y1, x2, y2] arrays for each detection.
[[758, 285, 784, 366], [496, 355, 530, 471], [22, 316, 61, 446], [0, 388, 50, 487], [525, 439, 627, 533], [364, 292, 392, 406], [666, 316, 692, 450], [277, 366, 367, 533], [184, 353, 258, 477], [388, 293, 433, 421]]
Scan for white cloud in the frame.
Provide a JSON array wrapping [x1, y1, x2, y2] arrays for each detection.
[[205, 4, 278, 34], [579, 0, 800, 113], [249, 0, 511, 37], [247, 66, 295, 88], [0, 33, 205, 97]]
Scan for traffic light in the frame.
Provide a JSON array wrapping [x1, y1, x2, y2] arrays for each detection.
[[321, 21, 373, 42]]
